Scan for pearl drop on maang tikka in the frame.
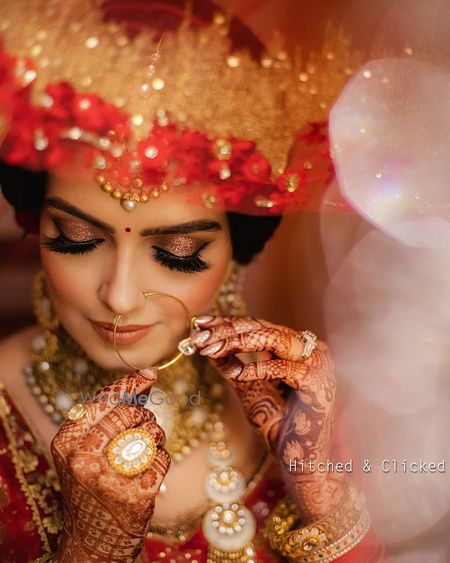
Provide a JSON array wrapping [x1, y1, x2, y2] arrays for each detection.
[[121, 198, 138, 212]]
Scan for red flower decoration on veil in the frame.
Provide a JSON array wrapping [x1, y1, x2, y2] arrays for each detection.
[[0, 47, 343, 219]]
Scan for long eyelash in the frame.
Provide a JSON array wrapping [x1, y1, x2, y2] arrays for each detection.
[[42, 234, 104, 255], [152, 245, 210, 273]]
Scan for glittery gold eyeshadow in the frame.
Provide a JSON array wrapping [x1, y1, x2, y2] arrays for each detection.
[[151, 236, 211, 274], [54, 218, 96, 241], [164, 235, 198, 256]]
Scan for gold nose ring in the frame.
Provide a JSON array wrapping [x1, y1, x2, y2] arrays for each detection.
[[112, 290, 195, 371]]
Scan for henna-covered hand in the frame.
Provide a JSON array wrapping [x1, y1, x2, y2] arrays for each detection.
[[190, 315, 344, 522], [51, 370, 171, 562]]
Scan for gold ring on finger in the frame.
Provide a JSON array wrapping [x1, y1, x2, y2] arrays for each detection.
[[67, 403, 87, 422], [107, 428, 157, 477]]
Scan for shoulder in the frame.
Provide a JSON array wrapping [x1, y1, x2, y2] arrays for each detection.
[[0, 325, 39, 390]]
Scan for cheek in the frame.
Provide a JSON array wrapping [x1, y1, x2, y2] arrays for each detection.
[[185, 261, 229, 313], [41, 250, 98, 315], [155, 242, 232, 316]]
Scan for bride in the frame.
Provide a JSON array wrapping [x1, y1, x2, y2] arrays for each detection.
[[0, 0, 382, 561]]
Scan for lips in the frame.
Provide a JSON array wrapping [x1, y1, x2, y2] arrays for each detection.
[[91, 320, 154, 345]]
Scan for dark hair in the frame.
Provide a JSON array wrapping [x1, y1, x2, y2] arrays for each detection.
[[226, 212, 281, 265], [0, 162, 281, 265]]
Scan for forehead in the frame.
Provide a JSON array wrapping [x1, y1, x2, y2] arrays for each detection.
[[46, 170, 227, 229]]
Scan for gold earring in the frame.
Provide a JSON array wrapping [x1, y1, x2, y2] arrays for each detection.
[[32, 271, 60, 331], [210, 260, 247, 316]]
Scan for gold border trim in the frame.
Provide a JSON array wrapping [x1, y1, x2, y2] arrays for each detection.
[[0, 383, 51, 553]]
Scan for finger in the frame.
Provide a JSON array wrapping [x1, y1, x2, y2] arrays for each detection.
[[75, 404, 158, 454], [85, 368, 158, 427], [209, 353, 246, 380], [191, 315, 268, 342], [141, 446, 171, 491], [139, 418, 166, 448], [194, 314, 276, 329], [210, 355, 285, 450], [196, 326, 305, 361], [191, 316, 307, 362], [192, 315, 299, 344], [194, 314, 298, 333], [218, 342, 335, 395]]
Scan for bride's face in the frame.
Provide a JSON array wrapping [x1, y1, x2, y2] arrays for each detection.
[[39, 170, 232, 372]]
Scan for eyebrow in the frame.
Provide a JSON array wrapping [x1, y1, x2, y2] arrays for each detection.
[[140, 221, 221, 236], [45, 197, 115, 233], [44, 197, 222, 237]]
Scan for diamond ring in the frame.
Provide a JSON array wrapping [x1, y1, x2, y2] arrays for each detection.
[[297, 330, 318, 360]]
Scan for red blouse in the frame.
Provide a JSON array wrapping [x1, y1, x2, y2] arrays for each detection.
[[0, 384, 383, 562]]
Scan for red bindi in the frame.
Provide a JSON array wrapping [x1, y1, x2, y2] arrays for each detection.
[[125, 227, 131, 233]]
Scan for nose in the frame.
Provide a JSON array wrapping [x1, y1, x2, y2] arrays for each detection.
[[97, 246, 145, 316]]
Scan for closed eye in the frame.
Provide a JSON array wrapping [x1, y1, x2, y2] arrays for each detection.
[[151, 242, 211, 273], [42, 233, 105, 255]]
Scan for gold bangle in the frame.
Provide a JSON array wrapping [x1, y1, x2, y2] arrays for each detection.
[[265, 485, 370, 562]]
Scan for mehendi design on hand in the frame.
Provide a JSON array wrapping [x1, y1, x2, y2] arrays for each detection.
[[192, 315, 344, 522], [51, 369, 171, 562]]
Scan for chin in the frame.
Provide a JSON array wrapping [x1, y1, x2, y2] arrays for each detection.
[[81, 339, 177, 373], [82, 348, 158, 373]]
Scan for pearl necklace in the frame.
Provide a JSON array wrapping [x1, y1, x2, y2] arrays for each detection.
[[201, 422, 257, 562], [148, 415, 260, 561]]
